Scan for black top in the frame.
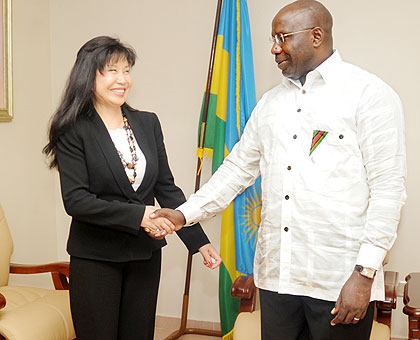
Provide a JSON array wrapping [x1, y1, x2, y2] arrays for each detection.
[[56, 106, 209, 262]]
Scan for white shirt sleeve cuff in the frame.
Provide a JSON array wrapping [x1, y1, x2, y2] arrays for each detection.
[[176, 200, 204, 227], [356, 243, 387, 270]]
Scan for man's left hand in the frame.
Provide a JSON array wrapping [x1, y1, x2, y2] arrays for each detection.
[[330, 270, 373, 326]]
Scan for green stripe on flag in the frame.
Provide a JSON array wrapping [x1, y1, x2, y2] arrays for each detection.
[[198, 93, 227, 173], [219, 263, 240, 338]]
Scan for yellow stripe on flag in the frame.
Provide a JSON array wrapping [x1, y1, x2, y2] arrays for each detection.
[[210, 36, 229, 122], [220, 203, 236, 281]]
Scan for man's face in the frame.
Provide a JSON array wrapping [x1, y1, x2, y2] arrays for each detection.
[[271, 9, 315, 82]]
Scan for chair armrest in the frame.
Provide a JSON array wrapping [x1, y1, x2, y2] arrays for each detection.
[[403, 272, 420, 340], [0, 292, 5, 310], [231, 275, 256, 313], [377, 271, 398, 310], [375, 271, 398, 328], [403, 272, 420, 317], [9, 262, 70, 290]]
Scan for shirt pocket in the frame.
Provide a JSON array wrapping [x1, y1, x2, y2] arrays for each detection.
[[305, 129, 363, 193]]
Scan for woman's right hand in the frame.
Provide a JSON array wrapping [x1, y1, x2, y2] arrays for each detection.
[[149, 208, 185, 231], [141, 206, 176, 237]]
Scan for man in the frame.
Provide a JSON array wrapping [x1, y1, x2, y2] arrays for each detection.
[[152, 1, 406, 339]]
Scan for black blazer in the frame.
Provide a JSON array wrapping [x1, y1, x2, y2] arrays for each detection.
[[56, 106, 209, 262]]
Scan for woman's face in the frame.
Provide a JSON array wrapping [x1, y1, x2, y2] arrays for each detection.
[[93, 57, 132, 110]]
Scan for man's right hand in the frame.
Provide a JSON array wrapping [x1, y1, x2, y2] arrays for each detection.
[[150, 208, 186, 231], [141, 206, 175, 236]]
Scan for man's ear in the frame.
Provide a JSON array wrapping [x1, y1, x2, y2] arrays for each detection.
[[312, 27, 324, 47]]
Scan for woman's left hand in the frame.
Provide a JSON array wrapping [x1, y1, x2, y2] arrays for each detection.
[[198, 244, 222, 269]]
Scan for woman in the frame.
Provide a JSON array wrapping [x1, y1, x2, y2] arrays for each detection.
[[43, 36, 221, 340]]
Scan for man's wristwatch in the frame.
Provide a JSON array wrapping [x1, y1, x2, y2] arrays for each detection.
[[354, 265, 377, 279]]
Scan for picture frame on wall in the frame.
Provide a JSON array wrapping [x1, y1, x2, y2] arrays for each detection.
[[0, 0, 12, 122]]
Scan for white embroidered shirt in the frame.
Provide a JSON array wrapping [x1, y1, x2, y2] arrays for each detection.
[[178, 51, 406, 301]]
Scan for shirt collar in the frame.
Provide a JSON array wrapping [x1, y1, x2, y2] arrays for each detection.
[[314, 49, 342, 86], [282, 50, 342, 88]]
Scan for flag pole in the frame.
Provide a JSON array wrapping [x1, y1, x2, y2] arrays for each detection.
[[164, 0, 224, 339]]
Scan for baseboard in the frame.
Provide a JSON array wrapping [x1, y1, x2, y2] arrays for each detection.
[[155, 315, 221, 332]]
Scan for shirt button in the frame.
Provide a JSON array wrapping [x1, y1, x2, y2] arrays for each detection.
[[339, 134, 344, 139], [297, 108, 301, 113], [285, 195, 290, 200], [284, 227, 289, 232], [302, 89, 306, 94], [287, 166, 292, 170], [293, 134, 297, 139]]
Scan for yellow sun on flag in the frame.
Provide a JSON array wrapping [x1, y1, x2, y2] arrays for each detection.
[[240, 186, 261, 246]]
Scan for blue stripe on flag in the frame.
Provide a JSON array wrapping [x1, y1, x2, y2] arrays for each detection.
[[220, 0, 260, 276]]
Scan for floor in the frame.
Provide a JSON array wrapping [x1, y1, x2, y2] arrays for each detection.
[[154, 328, 405, 340], [154, 329, 405, 340], [154, 328, 221, 340], [154, 332, 405, 340], [153, 316, 404, 340], [154, 316, 221, 340]]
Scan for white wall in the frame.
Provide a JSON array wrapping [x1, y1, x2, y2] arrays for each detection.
[[1, 0, 418, 338], [0, 0, 57, 287]]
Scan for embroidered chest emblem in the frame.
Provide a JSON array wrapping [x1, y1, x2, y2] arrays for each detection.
[[309, 130, 328, 156]]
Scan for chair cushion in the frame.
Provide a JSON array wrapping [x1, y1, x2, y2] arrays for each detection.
[[0, 204, 13, 287], [0, 286, 75, 340], [369, 320, 390, 340], [233, 310, 261, 340]]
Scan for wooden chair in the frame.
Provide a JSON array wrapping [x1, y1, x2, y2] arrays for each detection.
[[403, 272, 420, 340], [0, 203, 76, 340], [231, 271, 405, 340]]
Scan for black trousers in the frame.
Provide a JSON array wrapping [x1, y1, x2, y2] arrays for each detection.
[[69, 250, 161, 340], [259, 289, 375, 340]]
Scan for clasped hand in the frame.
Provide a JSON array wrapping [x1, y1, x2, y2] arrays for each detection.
[[144, 207, 186, 239], [141, 206, 178, 239], [146, 207, 223, 270]]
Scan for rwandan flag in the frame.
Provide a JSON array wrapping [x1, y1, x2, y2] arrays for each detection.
[[197, 0, 260, 338]]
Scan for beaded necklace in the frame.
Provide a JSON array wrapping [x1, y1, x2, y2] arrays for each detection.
[[116, 113, 138, 184]]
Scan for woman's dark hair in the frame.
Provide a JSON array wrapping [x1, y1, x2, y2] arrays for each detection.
[[43, 36, 137, 168]]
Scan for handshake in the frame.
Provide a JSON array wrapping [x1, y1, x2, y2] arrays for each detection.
[[140, 206, 186, 239], [140, 206, 222, 270]]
